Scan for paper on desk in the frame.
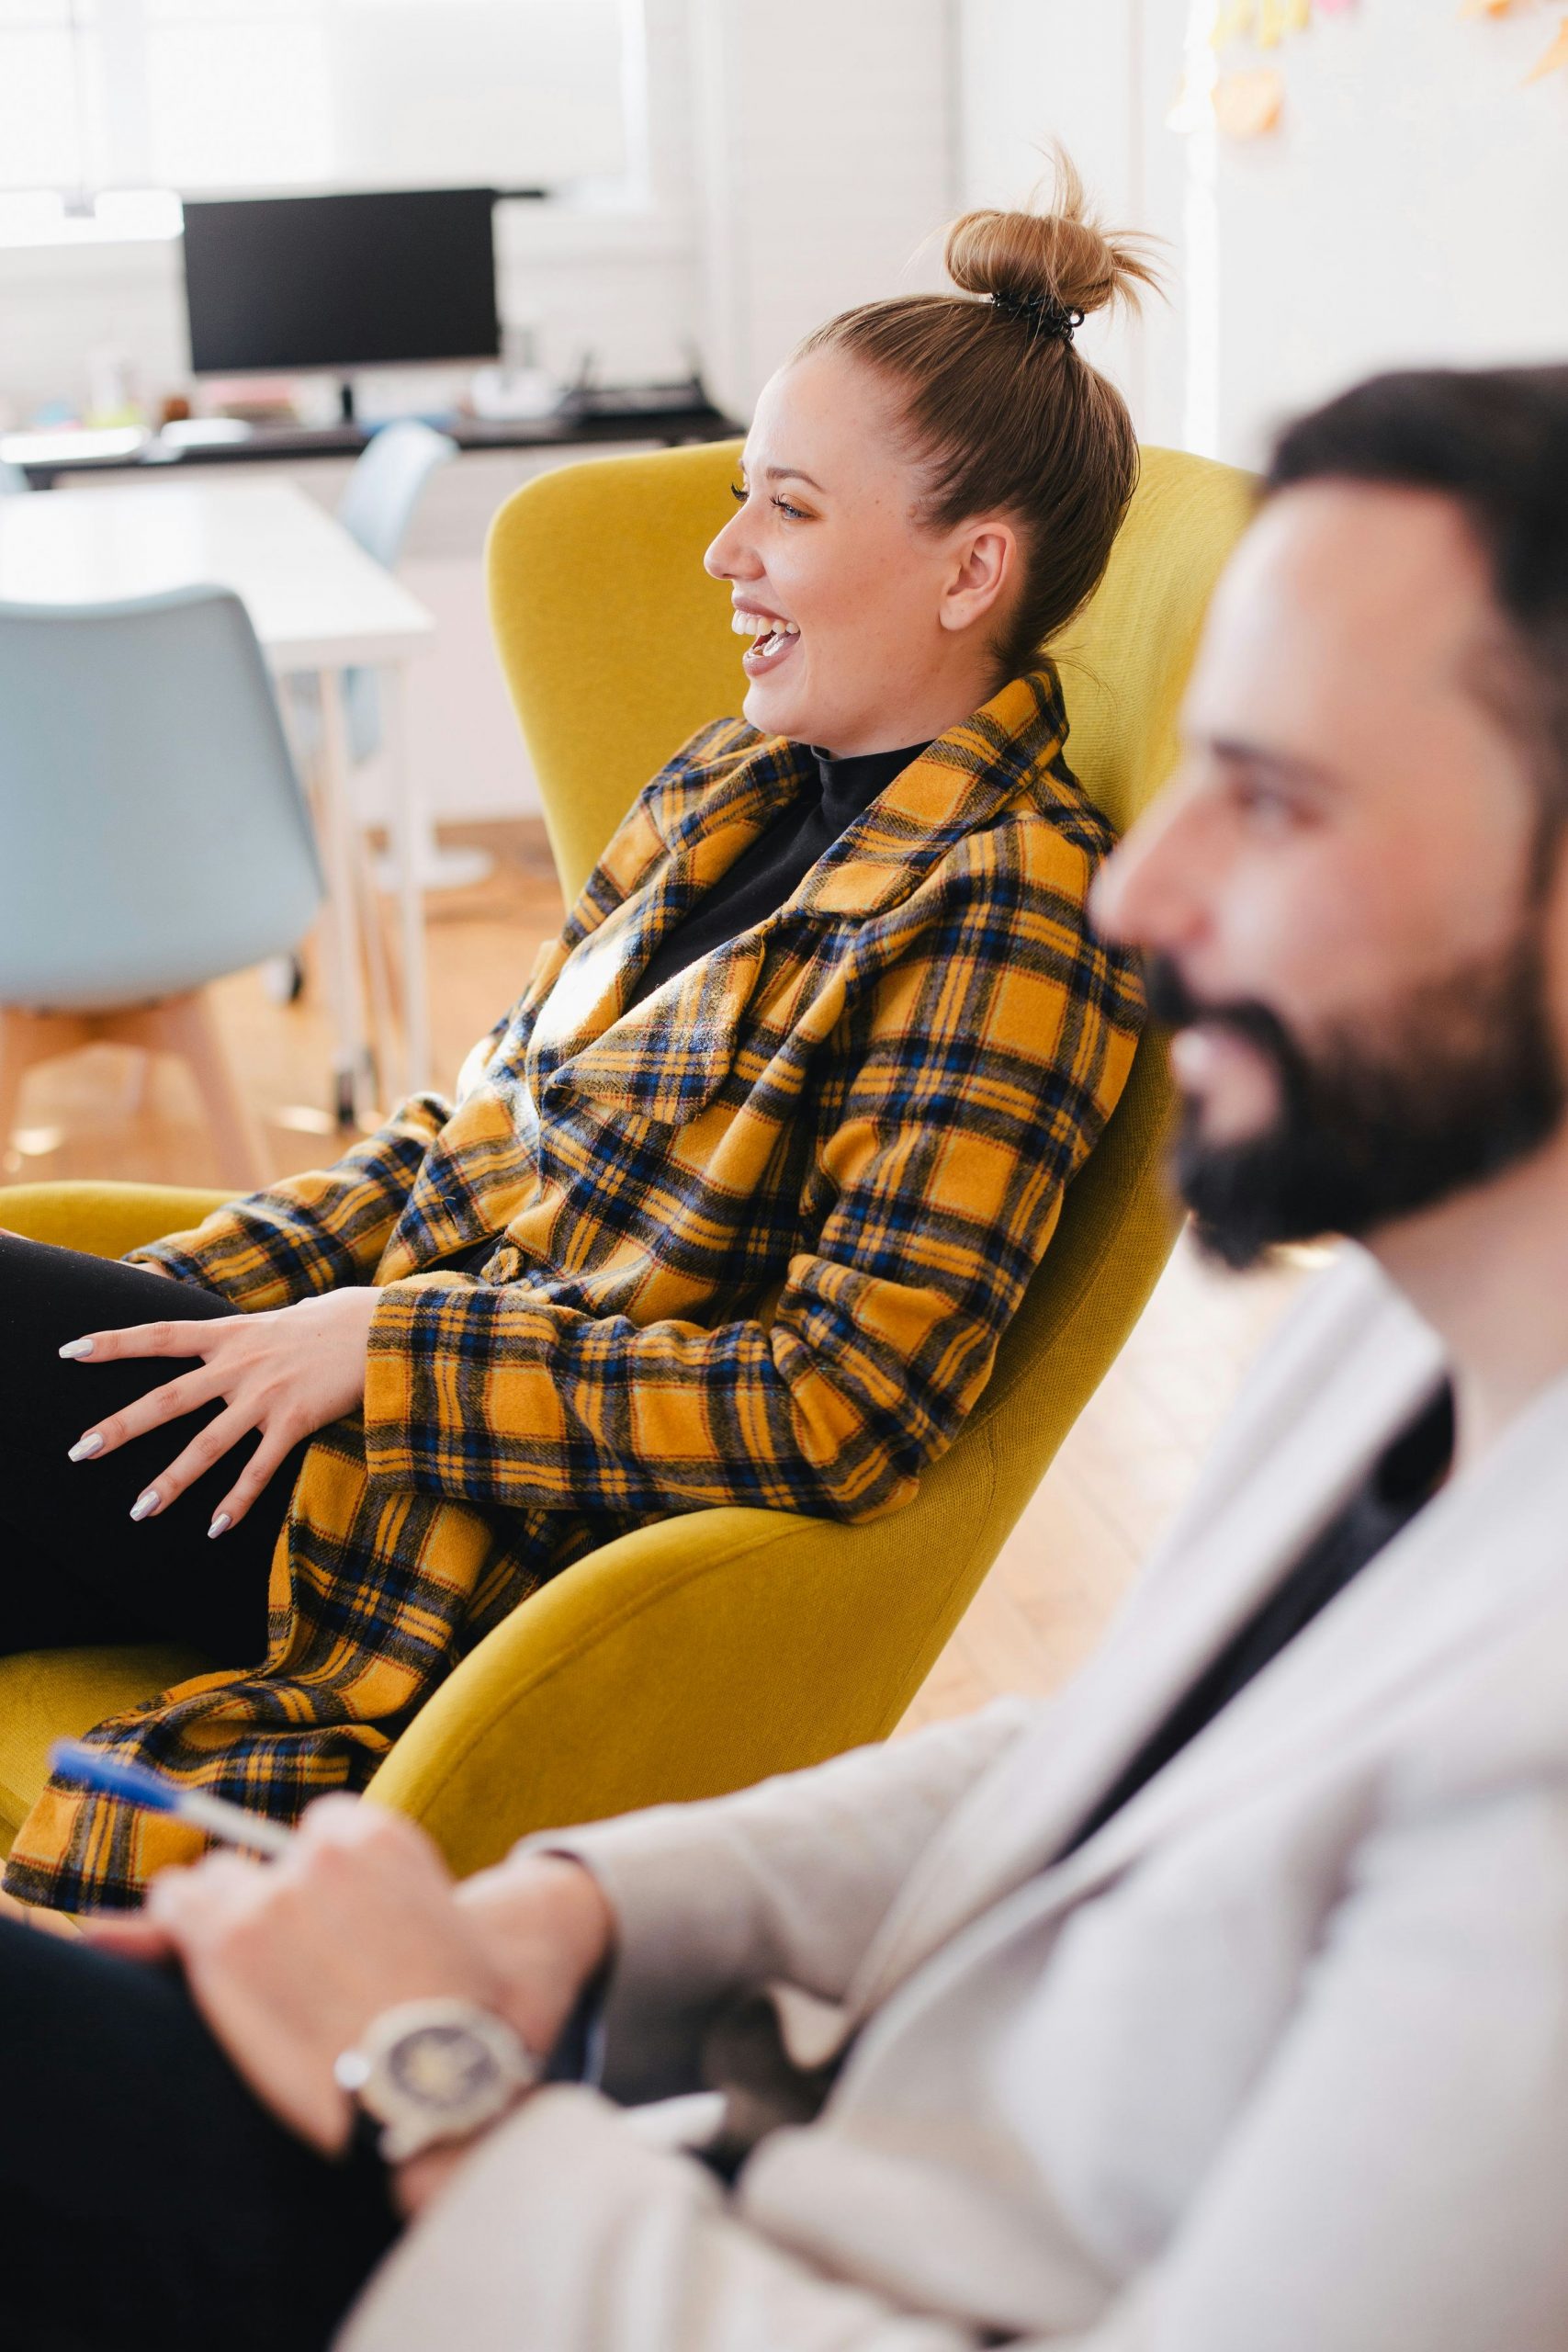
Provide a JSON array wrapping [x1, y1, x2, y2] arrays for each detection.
[[1213, 66, 1286, 135]]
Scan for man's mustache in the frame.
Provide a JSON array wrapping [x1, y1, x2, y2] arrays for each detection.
[[1140, 954, 1303, 1074]]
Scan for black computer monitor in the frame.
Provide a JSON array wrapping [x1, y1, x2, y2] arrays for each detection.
[[181, 187, 501, 380]]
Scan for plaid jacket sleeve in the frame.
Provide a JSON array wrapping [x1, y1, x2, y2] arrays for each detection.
[[124, 1090, 461, 1307], [118, 729, 763, 1312], [360, 825, 1144, 1524]]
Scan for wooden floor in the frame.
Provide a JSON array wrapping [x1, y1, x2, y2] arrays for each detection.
[[1, 818, 1310, 1728]]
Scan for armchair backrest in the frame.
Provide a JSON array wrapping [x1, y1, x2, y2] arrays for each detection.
[[487, 437, 1253, 897], [475, 439, 1256, 1747]]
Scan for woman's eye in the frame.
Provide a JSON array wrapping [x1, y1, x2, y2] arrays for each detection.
[[729, 481, 807, 522]]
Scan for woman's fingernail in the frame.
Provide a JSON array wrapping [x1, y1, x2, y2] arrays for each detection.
[[130, 1489, 160, 1522], [208, 1512, 231, 1540], [67, 1433, 104, 1462], [58, 1338, 95, 1360]]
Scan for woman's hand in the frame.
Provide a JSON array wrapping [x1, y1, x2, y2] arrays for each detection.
[[60, 1286, 380, 1533]]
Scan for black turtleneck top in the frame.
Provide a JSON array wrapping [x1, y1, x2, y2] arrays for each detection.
[[626, 739, 931, 1011]]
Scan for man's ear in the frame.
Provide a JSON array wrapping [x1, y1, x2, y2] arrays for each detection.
[[938, 522, 1019, 636]]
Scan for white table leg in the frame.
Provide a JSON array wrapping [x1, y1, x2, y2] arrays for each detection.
[[315, 666, 377, 1127], [385, 662, 433, 1096]]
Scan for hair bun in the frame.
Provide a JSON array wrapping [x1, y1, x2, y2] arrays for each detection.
[[944, 148, 1162, 324]]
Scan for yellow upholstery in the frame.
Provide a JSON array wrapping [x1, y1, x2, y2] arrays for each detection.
[[0, 444, 1253, 1881]]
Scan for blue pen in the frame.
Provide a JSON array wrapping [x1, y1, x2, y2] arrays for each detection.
[[50, 1739, 293, 1860]]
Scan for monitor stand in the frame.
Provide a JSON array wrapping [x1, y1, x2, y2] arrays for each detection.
[[338, 379, 358, 425]]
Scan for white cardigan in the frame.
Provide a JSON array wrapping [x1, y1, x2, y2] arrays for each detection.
[[340, 1250, 1568, 2351]]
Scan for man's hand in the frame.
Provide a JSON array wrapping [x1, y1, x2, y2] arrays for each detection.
[[80, 1805, 616, 2178], [454, 1851, 617, 2054], [82, 1801, 507, 2154], [59, 1286, 380, 1532]]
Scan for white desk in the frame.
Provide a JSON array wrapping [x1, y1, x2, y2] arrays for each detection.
[[0, 480, 437, 1119]]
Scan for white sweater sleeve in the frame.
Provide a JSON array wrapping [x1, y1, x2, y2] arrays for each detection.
[[518, 1698, 1033, 2100]]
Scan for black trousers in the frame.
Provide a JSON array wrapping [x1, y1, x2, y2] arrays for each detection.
[[0, 1238, 396, 2342], [0, 1233, 308, 1665], [0, 1917, 400, 2350]]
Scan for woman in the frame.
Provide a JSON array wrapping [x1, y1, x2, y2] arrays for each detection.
[[1, 164, 1152, 1915]]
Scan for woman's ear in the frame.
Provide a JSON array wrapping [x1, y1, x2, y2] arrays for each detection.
[[938, 521, 1018, 635]]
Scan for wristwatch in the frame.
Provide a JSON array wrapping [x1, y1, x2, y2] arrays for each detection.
[[334, 1996, 543, 2164]]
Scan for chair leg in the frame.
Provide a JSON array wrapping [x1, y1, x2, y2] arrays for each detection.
[[122, 1047, 152, 1115], [0, 1008, 28, 1158], [118, 994, 268, 1192], [0, 1008, 91, 1158], [353, 825, 400, 1102]]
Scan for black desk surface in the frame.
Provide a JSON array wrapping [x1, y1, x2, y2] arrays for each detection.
[[13, 393, 741, 487]]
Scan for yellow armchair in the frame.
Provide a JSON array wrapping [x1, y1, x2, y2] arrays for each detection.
[[0, 442, 1253, 1881]]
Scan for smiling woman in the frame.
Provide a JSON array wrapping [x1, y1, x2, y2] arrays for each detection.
[[2, 153, 1155, 1919]]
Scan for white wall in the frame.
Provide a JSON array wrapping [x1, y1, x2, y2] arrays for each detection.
[[956, 0, 1186, 445], [688, 0, 958, 416], [956, 0, 1568, 469], [1194, 0, 1568, 465]]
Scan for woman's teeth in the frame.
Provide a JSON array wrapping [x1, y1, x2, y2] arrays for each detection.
[[732, 609, 800, 659]]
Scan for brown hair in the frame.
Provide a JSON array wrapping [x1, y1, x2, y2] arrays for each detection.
[[795, 153, 1162, 680]]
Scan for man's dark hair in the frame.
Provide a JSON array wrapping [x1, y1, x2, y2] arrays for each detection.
[[1267, 367, 1568, 815]]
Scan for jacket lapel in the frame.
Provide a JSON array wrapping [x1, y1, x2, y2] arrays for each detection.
[[525, 745, 813, 1082], [846, 1254, 1454, 2014], [843, 1364, 1568, 2075], [534, 665, 1077, 1124], [1052, 1385, 1568, 1896]]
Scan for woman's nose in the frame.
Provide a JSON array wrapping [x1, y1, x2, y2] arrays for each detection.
[[703, 508, 761, 582]]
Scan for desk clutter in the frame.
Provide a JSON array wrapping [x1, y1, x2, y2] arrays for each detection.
[[0, 380, 734, 489], [0, 182, 734, 486]]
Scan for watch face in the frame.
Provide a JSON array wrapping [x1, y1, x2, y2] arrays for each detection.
[[389, 2024, 505, 2114]]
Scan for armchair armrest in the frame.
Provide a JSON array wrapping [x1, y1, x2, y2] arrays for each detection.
[[365, 1496, 988, 1878], [0, 1181, 231, 1261]]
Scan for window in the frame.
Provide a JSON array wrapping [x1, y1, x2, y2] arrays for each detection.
[[0, 0, 634, 232]]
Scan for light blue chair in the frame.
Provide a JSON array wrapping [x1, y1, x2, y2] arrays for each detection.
[[0, 584, 324, 1184], [322, 419, 459, 766], [337, 418, 459, 571], [276, 419, 461, 1019]]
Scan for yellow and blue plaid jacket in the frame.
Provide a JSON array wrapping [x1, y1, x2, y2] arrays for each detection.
[[6, 663, 1143, 1910]]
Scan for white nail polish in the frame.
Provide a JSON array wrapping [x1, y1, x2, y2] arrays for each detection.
[[68, 1433, 104, 1462], [59, 1338, 95, 1360], [208, 1512, 231, 1540], [130, 1489, 160, 1521]]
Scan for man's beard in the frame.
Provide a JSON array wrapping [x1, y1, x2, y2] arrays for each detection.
[[1146, 926, 1565, 1272]]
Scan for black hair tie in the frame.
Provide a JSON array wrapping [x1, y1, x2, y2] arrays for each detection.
[[988, 288, 1084, 346]]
